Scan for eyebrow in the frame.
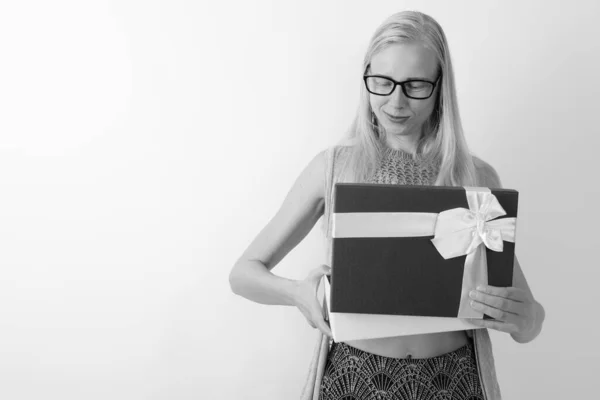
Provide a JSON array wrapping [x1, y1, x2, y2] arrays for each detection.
[[369, 73, 430, 81]]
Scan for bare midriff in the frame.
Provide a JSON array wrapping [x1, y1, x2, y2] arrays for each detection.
[[343, 330, 469, 359]]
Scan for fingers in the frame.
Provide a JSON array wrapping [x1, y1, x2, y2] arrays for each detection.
[[297, 293, 332, 337], [469, 290, 522, 315], [299, 265, 333, 337], [469, 299, 519, 323], [302, 309, 332, 337], [475, 285, 529, 302], [469, 287, 538, 337], [307, 265, 331, 292], [315, 315, 333, 338], [310, 295, 332, 337], [310, 264, 331, 280], [468, 318, 518, 334], [313, 265, 332, 337]]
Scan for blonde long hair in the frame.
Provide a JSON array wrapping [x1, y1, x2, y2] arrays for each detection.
[[337, 10, 479, 187]]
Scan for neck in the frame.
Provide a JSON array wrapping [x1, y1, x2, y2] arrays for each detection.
[[383, 133, 421, 154]]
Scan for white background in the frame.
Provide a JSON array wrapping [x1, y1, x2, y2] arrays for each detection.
[[0, 0, 598, 399]]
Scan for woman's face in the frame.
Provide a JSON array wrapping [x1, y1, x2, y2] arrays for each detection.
[[368, 42, 440, 143]]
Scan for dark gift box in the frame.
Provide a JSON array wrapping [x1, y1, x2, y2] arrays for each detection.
[[329, 183, 518, 320]]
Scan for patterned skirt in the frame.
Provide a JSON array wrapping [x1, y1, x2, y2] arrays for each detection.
[[319, 339, 484, 400]]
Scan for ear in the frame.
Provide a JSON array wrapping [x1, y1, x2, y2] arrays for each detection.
[[472, 155, 502, 189]]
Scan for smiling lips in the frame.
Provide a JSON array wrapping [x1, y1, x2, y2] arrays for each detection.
[[385, 111, 410, 119]]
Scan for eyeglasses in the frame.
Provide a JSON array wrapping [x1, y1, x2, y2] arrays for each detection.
[[363, 74, 441, 99]]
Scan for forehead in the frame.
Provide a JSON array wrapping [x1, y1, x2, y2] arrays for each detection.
[[369, 42, 438, 80]]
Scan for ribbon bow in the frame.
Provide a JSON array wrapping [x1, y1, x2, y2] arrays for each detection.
[[431, 190, 517, 260], [430, 189, 517, 319]]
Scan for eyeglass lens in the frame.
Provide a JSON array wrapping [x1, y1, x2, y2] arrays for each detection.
[[365, 77, 434, 99]]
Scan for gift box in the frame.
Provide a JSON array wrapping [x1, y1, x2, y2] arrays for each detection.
[[325, 183, 518, 341]]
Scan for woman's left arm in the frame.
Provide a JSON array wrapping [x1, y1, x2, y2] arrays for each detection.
[[467, 157, 546, 343]]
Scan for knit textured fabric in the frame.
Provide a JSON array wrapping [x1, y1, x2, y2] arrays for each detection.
[[370, 145, 439, 185]]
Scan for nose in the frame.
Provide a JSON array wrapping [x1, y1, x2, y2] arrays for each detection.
[[388, 84, 409, 105]]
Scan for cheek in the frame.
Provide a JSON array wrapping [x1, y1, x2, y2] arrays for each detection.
[[370, 97, 386, 114], [410, 99, 436, 120]]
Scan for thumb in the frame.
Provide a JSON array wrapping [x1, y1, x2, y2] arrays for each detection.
[[309, 264, 331, 281], [315, 315, 333, 338]]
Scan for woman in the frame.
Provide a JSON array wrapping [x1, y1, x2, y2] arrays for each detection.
[[229, 10, 545, 400]]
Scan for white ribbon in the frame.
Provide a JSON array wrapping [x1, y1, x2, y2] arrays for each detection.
[[331, 186, 517, 319]]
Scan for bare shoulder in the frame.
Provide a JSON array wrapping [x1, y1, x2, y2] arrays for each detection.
[[304, 148, 329, 201], [472, 154, 503, 188], [339, 136, 358, 147], [272, 147, 330, 220], [234, 148, 329, 270]]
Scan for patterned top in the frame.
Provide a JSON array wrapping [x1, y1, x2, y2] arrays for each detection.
[[370, 145, 439, 185]]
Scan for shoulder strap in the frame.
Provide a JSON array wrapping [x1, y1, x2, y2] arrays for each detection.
[[323, 146, 337, 238], [322, 146, 337, 346]]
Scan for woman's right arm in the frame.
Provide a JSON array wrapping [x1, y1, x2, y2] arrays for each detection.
[[228, 149, 330, 325]]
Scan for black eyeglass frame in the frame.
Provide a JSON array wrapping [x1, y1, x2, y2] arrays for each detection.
[[363, 74, 442, 99]]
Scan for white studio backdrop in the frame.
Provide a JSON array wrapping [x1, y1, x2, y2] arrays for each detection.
[[0, 0, 598, 399]]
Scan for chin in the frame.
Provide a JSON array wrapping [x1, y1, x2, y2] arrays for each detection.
[[383, 126, 408, 135]]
